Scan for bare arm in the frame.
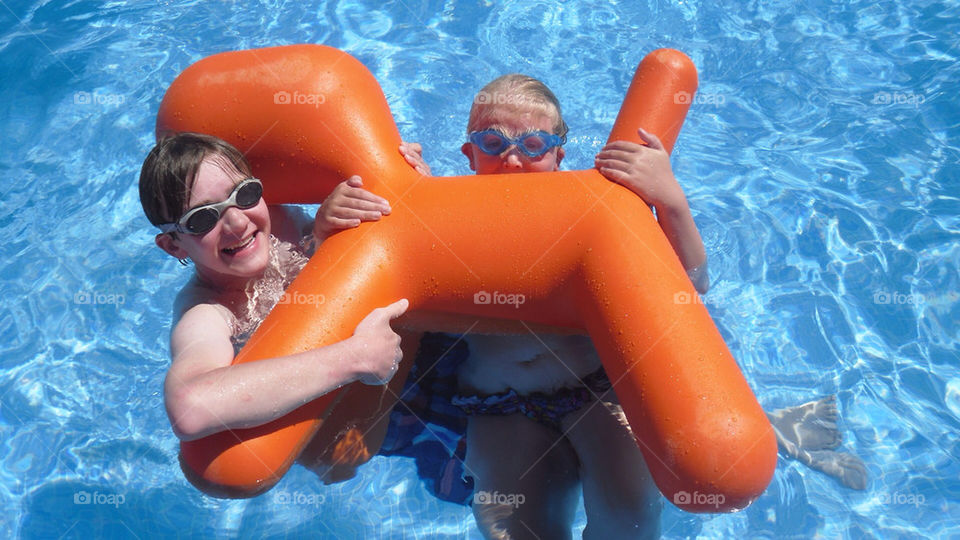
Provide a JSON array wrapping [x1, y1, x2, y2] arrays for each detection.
[[164, 299, 408, 441]]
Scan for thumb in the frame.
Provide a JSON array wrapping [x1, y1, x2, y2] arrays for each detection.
[[385, 298, 410, 320], [636, 127, 664, 151]]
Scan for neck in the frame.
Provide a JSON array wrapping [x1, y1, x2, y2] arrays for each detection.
[[194, 264, 260, 292]]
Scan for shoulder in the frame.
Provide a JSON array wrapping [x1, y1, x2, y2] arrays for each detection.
[[167, 286, 241, 388], [268, 204, 312, 245], [172, 276, 238, 332]]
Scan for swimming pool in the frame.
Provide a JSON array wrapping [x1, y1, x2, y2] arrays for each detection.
[[1, 0, 957, 537]]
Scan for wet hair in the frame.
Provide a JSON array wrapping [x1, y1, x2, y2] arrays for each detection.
[[138, 132, 252, 229], [466, 74, 569, 139]]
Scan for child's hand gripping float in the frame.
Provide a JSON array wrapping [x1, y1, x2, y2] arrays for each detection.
[[156, 44, 777, 512]]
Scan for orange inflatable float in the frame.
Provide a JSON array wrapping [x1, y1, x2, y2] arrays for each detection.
[[156, 44, 777, 512]]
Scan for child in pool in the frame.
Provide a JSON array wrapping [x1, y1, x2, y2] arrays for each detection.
[[393, 75, 867, 537], [455, 74, 673, 539], [138, 132, 408, 445], [403, 76, 683, 537]]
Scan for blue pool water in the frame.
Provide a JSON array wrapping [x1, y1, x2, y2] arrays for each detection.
[[1, 0, 958, 538]]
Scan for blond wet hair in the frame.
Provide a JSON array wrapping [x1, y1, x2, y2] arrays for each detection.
[[466, 74, 569, 139]]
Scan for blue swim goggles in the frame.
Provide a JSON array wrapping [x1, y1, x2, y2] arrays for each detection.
[[158, 177, 263, 235], [468, 129, 566, 158]]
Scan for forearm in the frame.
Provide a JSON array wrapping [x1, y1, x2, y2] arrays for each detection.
[[167, 338, 362, 440], [653, 195, 707, 277]]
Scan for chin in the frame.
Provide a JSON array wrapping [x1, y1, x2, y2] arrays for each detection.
[[231, 240, 271, 274]]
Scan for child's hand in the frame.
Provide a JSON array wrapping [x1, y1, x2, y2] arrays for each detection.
[[314, 175, 392, 241], [594, 127, 684, 211], [351, 299, 410, 385], [399, 142, 431, 176]]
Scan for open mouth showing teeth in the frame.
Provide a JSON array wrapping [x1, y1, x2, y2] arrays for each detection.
[[222, 233, 256, 255]]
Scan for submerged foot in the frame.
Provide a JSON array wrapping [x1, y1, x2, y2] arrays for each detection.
[[767, 395, 867, 490], [768, 395, 842, 451]]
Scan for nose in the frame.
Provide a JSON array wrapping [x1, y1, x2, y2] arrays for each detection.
[[220, 206, 249, 238], [500, 146, 524, 170]]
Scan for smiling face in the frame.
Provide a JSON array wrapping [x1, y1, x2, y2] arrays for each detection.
[[155, 155, 271, 289], [461, 102, 565, 175]]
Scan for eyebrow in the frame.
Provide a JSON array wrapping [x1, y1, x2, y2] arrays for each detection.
[[480, 125, 543, 137]]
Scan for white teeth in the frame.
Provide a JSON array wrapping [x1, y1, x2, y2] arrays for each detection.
[[223, 234, 255, 253]]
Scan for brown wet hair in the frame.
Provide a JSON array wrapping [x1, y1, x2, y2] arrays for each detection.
[[138, 132, 252, 230]]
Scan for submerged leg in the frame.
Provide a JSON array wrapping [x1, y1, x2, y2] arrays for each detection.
[[465, 414, 580, 540], [297, 331, 420, 484], [561, 391, 661, 539], [767, 395, 867, 490]]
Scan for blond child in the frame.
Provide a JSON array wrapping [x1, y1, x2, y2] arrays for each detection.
[[361, 76, 683, 537], [452, 74, 676, 539]]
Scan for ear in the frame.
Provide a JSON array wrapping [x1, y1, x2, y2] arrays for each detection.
[[460, 142, 477, 172], [155, 233, 189, 260], [555, 147, 565, 170]]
